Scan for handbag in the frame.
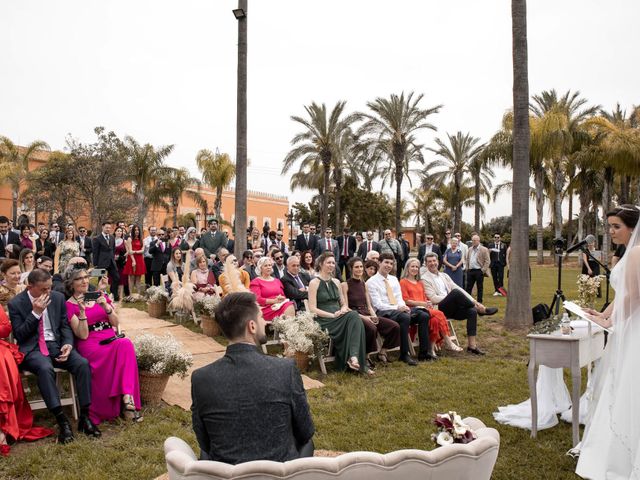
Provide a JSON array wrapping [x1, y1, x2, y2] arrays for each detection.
[[532, 303, 551, 323]]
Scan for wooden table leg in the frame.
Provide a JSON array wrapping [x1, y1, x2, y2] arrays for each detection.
[[528, 343, 538, 438], [571, 363, 581, 447]]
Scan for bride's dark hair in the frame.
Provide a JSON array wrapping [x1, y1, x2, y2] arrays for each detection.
[[606, 204, 640, 229]]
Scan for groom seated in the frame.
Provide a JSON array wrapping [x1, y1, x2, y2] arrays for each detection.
[[8, 269, 99, 443], [421, 252, 497, 355]]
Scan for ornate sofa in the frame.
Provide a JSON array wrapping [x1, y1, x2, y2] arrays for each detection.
[[164, 417, 499, 480]]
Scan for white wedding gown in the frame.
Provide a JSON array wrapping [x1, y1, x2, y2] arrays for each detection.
[[576, 245, 640, 480]]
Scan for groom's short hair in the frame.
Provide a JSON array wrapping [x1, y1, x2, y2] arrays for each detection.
[[214, 292, 260, 340]]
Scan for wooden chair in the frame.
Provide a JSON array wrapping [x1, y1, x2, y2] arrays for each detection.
[[408, 318, 460, 356]]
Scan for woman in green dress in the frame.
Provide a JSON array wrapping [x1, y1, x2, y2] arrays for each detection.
[[308, 252, 372, 375]]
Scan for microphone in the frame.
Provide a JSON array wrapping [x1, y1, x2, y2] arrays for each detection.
[[566, 236, 592, 254]]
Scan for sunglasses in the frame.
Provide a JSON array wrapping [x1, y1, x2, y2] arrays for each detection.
[[426, 237, 433, 240], [274, 256, 283, 260]]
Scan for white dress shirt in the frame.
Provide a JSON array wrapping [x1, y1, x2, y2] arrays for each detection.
[[27, 291, 55, 341], [366, 272, 406, 311]]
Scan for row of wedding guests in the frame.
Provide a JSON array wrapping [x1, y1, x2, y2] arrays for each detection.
[[0, 259, 142, 455]]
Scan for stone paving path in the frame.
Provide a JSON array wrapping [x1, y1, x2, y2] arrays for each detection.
[[119, 307, 324, 411]]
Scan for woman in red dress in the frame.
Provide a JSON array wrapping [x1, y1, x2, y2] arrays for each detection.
[[123, 225, 146, 296], [0, 308, 54, 455]]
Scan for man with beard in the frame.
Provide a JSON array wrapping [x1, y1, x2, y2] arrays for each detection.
[[190, 292, 315, 464]]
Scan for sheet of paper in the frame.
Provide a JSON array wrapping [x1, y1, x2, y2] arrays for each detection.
[[563, 301, 611, 333]]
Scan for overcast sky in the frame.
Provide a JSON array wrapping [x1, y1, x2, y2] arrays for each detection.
[[2, 0, 638, 227]]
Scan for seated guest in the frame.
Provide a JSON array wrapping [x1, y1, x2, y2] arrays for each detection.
[[249, 257, 295, 322], [191, 292, 315, 463], [166, 248, 184, 293], [211, 248, 230, 283], [35, 229, 56, 260], [363, 260, 378, 280], [218, 255, 250, 296], [271, 249, 286, 279], [308, 252, 371, 375], [240, 250, 258, 280], [421, 252, 496, 355], [300, 250, 316, 278], [36, 256, 54, 275], [191, 255, 218, 300], [180, 227, 200, 253], [400, 259, 462, 356], [342, 257, 400, 364], [365, 250, 380, 264], [8, 269, 99, 443], [280, 256, 310, 311], [189, 247, 213, 271], [366, 253, 432, 365], [0, 260, 25, 308], [0, 306, 54, 454], [19, 224, 34, 251], [65, 269, 142, 423], [18, 248, 35, 284]]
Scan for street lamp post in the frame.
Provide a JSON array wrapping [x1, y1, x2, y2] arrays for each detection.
[[195, 211, 201, 230], [286, 210, 294, 248]]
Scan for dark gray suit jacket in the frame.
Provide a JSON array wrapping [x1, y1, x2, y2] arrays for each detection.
[[281, 271, 311, 310], [191, 343, 315, 464]]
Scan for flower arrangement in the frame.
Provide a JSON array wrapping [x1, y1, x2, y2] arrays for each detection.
[[133, 333, 193, 378], [145, 285, 169, 303], [194, 294, 221, 317], [576, 274, 604, 308], [530, 316, 561, 335], [271, 311, 329, 359], [431, 411, 476, 446]]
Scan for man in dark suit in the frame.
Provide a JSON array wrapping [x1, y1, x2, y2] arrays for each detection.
[[417, 233, 442, 267], [271, 249, 286, 279], [92, 221, 121, 301], [336, 227, 357, 279], [191, 292, 315, 464], [200, 219, 228, 262], [0, 215, 20, 257], [49, 222, 64, 246], [148, 228, 169, 286], [76, 226, 92, 265], [8, 269, 99, 443], [357, 231, 381, 259], [281, 256, 310, 311], [294, 223, 317, 254], [314, 227, 339, 259], [488, 233, 508, 296]]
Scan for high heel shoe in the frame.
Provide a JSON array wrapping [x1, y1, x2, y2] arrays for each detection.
[[346, 356, 360, 372], [122, 396, 143, 423]]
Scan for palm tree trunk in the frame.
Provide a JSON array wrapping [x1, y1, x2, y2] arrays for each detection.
[[601, 168, 613, 264], [136, 189, 146, 228], [215, 187, 223, 221], [505, 0, 532, 329], [534, 170, 545, 264], [567, 188, 574, 246], [553, 165, 563, 240], [474, 173, 481, 231], [173, 201, 179, 227], [395, 164, 403, 236], [334, 167, 342, 232], [12, 189, 18, 224], [233, 0, 248, 256], [321, 155, 331, 232]]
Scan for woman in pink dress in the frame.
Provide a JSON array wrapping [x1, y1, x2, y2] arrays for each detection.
[[65, 269, 142, 424], [249, 256, 295, 321], [123, 224, 146, 296]]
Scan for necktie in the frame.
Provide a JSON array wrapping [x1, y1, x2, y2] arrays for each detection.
[[38, 314, 49, 356], [367, 241, 372, 252], [3, 234, 6, 246], [326, 239, 330, 250], [343, 236, 348, 256], [384, 278, 397, 305], [160, 242, 165, 252], [305, 234, 309, 244], [294, 275, 304, 289]]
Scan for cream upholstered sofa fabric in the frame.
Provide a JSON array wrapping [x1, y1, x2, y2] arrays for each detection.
[[164, 417, 499, 480]]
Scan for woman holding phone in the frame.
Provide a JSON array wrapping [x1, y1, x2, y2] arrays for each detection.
[[65, 268, 142, 424]]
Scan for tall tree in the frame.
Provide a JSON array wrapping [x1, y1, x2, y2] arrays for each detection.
[[357, 91, 442, 235], [505, 0, 532, 329], [196, 149, 236, 221], [156, 168, 205, 227], [124, 136, 174, 228], [234, 0, 248, 255], [0, 136, 50, 222], [426, 131, 485, 233], [283, 101, 356, 231]]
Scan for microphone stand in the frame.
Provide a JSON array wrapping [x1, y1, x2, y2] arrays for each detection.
[[580, 246, 611, 311]]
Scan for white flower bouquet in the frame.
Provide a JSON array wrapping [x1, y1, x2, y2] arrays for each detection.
[[431, 411, 476, 446], [145, 285, 169, 303], [194, 294, 221, 317], [271, 310, 329, 359], [576, 274, 603, 308], [133, 333, 193, 378]]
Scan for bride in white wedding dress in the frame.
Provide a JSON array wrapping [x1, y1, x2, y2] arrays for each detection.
[[576, 204, 640, 480]]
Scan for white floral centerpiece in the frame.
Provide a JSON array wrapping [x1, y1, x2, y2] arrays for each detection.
[[145, 285, 169, 303], [271, 311, 329, 359], [134, 333, 193, 378], [431, 411, 477, 446], [576, 274, 604, 309], [194, 294, 221, 318]]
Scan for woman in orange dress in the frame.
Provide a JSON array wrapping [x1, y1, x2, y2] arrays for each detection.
[[0, 307, 54, 455], [399, 258, 462, 356], [123, 224, 146, 296]]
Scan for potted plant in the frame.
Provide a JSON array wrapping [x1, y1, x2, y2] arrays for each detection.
[[146, 285, 169, 318], [194, 295, 222, 337], [271, 311, 329, 372], [133, 333, 193, 405]]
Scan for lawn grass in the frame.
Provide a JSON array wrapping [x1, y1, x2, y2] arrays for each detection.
[[0, 260, 601, 479]]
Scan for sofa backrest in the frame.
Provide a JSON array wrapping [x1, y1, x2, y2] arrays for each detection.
[[165, 417, 500, 480]]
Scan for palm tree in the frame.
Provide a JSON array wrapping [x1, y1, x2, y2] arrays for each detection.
[[234, 0, 248, 254], [0, 136, 50, 222], [123, 136, 174, 228], [505, 0, 532, 329], [356, 92, 442, 235], [196, 149, 236, 221], [155, 168, 206, 227], [283, 101, 357, 231], [426, 132, 485, 233], [469, 153, 495, 231]]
